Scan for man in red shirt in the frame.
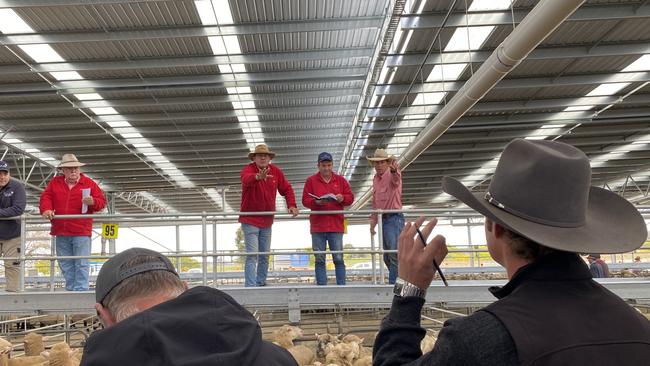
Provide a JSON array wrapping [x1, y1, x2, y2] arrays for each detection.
[[239, 144, 298, 287], [302, 152, 354, 285], [40, 154, 106, 291], [368, 149, 403, 284]]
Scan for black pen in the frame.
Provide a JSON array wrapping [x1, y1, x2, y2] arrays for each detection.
[[416, 227, 449, 287]]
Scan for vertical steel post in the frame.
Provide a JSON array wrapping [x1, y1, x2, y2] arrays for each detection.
[[377, 212, 384, 284], [212, 220, 217, 286], [467, 219, 474, 268], [18, 214, 26, 291], [175, 219, 181, 271], [202, 212, 207, 286]]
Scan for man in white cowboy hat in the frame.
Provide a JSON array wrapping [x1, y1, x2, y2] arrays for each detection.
[[373, 139, 650, 365], [239, 144, 299, 287], [40, 154, 106, 291], [367, 148, 403, 284], [0, 160, 26, 292]]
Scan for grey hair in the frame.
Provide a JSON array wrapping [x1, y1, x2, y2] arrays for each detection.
[[102, 255, 185, 323]]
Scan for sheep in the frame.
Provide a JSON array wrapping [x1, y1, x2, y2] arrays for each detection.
[[23, 333, 44, 357], [341, 334, 369, 359], [315, 333, 340, 360], [271, 325, 303, 349], [324, 342, 355, 366], [353, 355, 372, 366], [287, 345, 314, 366], [6, 356, 47, 366], [420, 333, 437, 354]]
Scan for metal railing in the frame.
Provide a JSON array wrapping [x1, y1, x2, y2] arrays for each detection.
[[2, 207, 650, 292]]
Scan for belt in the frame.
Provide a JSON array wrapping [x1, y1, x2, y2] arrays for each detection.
[[381, 212, 403, 218]]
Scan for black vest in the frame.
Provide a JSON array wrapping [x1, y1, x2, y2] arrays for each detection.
[[482, 252, 650, 366]]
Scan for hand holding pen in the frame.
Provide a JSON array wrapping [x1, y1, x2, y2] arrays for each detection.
[[398, 217, 449, 290]]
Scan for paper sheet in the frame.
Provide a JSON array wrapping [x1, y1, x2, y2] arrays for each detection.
[[81, 188, 91, 214]]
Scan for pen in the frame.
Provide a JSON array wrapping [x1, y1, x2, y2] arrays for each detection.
[[416, 227, 449, 287]]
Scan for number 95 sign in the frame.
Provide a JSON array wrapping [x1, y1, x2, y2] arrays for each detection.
[[102, 223, 119, 239]]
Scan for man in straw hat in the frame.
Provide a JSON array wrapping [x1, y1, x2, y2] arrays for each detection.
[[373, 139, 650, 365], [40, 154, 105, 291], [239, 144, 299, 287], [367, 148, 403, 284]]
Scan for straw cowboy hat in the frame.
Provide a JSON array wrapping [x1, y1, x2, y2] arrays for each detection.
[[248, 144, 276, 161], [58, 154, 86, 168], [366, 148, 396, 163], [442, 138, 647, 254]]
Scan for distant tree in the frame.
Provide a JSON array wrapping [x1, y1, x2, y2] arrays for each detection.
[[180, 257, 200, 272], [235, 226, 245, 265], [344, 243, 355, 260]]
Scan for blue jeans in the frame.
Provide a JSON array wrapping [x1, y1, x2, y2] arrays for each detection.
[[312, 232, 345, 285], [242, 223, 272, 287], [55, 235, 91, 291], [382, 213, 404, 284]]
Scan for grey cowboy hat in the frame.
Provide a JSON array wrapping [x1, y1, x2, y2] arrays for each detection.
[[442, 139, 647, 254]]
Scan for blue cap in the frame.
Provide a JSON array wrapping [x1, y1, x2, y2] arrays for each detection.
[[318, 152, 333, 163], [0, 160, 8, 172]]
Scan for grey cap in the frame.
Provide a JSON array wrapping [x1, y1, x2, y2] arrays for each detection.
[[0, 160, 9, 172], [96, 247, 178, 304]]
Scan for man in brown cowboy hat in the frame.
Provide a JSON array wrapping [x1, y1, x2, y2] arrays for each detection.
[[373, 139, 650, 365], [40, 154, 106, 291], [239, 144, 299, 287], [367, 148, 403, 284]]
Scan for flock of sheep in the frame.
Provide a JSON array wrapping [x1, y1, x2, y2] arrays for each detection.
[[1, 332, 81, 366], [269, 324, 437, 366], [0, 324, 437, 366]]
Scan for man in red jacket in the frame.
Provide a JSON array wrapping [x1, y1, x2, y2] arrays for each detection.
[[40, 154, 106, 291], [302, 152, 354, 285], [239, 144, 298, 287]]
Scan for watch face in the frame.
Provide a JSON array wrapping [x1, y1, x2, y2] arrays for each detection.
[[393, 282, 404, 296]]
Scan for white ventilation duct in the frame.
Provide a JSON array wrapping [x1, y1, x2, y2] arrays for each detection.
[[351, 0, 586, 209]]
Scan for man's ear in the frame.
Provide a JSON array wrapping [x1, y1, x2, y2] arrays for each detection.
[[493, 222, 507, 238], [96, 303, 116, 328], [182, 280, 189, 290]]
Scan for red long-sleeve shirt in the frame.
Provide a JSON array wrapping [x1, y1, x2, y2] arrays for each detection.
[[302, 172, 354, 233], [239, 162, 296, 228], [39, 174, 106, 236]]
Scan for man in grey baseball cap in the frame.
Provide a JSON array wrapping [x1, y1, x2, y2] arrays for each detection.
[[373, 139, 650, 365], [82, 248, 298, 366], [0, 160, 26, 292]]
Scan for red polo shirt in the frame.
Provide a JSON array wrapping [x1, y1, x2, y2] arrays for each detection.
[[39, 174, 106, 236], [302, 172, 354, 233], [239, 162, 296, 228]]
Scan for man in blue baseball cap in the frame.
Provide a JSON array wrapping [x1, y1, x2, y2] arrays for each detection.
[[0, 160, 26, 292], [302, 152, 354, 285]]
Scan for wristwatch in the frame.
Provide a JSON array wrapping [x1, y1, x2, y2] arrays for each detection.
[[393, 278, 427, 299]]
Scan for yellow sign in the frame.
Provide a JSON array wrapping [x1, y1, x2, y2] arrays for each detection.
[[343, 218, 348, 234], [102, 223, 119, 239]]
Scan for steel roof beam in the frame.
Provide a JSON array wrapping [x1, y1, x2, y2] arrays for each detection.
[[0, 17, 384, 45], [374, 71, 650, 96], [402, 3, 650, 29], [385, 43, 650, 68], [1, 48, 372, 74]]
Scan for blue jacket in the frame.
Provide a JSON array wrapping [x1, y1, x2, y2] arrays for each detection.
[[0, 178, 26, 240]]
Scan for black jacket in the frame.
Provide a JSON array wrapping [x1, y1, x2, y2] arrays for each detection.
[[81, 286, 298, 366], [0, 178, 26, 240], [373, 252, 650, 366]]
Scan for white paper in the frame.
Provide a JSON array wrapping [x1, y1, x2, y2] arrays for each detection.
[[81, 188, 91, 214]]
